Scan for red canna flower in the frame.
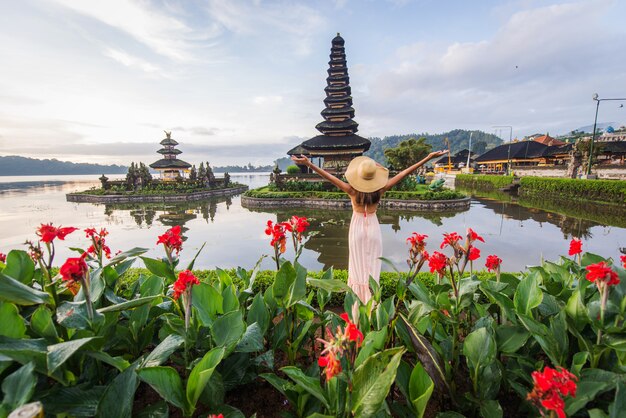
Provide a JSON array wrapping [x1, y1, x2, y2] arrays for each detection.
[[407, 233, 428, 251], [0, 253, 5, 263], [172, 270, 199, 300], [468, 246, 481, 261], [428, 251, 448, 274], [85, 228, 112, 259], [36, 223, 78, 243], [620, 255, 626, 269], [485, 255, 502, 272], [60, 255, 89, 284], [208, 415, 224, 418], [289, 216, 310, 235], [467, 228, 485, 243], [527, 366, 577, 418], [318, 350, 342, 380], [265, 220, 287, 254], [585, 262, 620, 286], [440, 232, 462, 249], [568, 238, 582, 256], [340, 313, 364, 346], [157, 225, 183, 255]]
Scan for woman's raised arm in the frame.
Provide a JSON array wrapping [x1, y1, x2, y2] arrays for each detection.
[[382, 150, 448, 192], [290, 155, 353, 194]]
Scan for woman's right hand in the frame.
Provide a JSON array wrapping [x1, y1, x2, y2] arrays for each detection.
[[428, 150, 449, 159], [291, 155, 310, 165]]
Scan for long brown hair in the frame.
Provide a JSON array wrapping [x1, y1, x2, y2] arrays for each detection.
[[355, 190, 382, 206]]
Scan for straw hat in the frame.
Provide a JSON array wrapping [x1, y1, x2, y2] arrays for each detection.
[[345, 156, 389, 193]]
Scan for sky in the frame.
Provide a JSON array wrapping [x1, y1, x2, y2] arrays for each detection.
[[1, 0, 625, 167]]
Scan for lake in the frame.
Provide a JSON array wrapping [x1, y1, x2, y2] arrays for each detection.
[[0, 174, 624, 273]]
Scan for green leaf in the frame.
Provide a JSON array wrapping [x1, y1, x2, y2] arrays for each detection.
[[235, 323, 264, 353], [142, 334, 185, 367], [1, 362, 36, 410], [307, 278, 351, 293], [107, 247, 148, 266], [463, 328, 496, 371], [355, 328, 388, 369], [409, 362, 434, 418], [604, 335, 626, 352], [86, 351, 130, 372], [479, 400, 503, 418], [97, 295, 160, 313], [609, 381, 626, 418], [570, 351, 589, 375], [0, 302, 26, 338], [396, 314, 448, 394], [191, 283, 223, 326], [565, 288, 589, 329], [135, 401, 169, 418], [221, 285, 240, 313], [351, 347, 404, 418], [0, 273, 52, 305], [566, 369, 616, 415], [288, 262, 307, 306], [186, 347, 225, 409], [30, 305, 59, 340], [40, 385, 105, 417], [47, 337, 101, 374], [581, 252, 606, 267], [140, 257, 176, 282], [272, 262, 296, 303], [3, 250, 35, 284], [96, 363, 139, 418], [247, 292, 269, 333], [137, 367, 186, 411], [0, 337, 48, 373], [211, 311, 245, 352], [281, 366, 330, 409], [56, 301, 104, 329], [513, 272, 543, 316], [495, 325, 529, 354]]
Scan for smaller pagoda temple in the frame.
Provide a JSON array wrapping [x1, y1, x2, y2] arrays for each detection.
[[149, 131, 191, 180], [288, 33, 370, 173]]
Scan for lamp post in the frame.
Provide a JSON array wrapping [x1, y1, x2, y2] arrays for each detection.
[[493, 125, 513, 175], [466, 132, 473, 171], [586, 94, 626, 176]]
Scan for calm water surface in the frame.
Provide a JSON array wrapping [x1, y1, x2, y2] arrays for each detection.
[[0, 174, 624, 272]]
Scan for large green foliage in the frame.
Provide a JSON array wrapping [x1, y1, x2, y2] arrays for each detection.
[[383, 137, 432, 171]]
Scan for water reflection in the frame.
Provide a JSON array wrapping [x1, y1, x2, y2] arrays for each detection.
[[103, 196, 234, 228], [246, 207, 464, 270]]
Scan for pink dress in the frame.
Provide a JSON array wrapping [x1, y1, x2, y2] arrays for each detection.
[[347, 209, 382, 303]]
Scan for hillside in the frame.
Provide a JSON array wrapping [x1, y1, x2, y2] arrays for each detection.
[[0, 156, 127, 176], [365, 129, 503, 165]]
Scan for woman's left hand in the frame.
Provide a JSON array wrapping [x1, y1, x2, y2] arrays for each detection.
[[428, 150, 449, 159]]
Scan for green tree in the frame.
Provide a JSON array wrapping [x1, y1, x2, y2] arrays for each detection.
[[189, 165, 197, 181], [138, 163, 152, 186], [206, 161, 216, 186], [383, 137, 432, 170], [472, 141, 487, 156], [125, 162, 137, 190], [198, 162, 206, 183]]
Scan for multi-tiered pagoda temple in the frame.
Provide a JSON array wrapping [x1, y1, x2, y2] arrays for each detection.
[[149, 131, 191, 180], [289, 33, 370, 173]]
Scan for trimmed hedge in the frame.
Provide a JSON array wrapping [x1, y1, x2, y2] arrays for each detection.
[[519, 177, 626, 204], [244, 188, 465, 201], [117, 267, 504, 306], [455, 174, 514, 190]]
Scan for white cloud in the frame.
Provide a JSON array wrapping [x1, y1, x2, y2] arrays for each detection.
[[206, 0, 327, 56], [253, 95, 283, 105], [48, 0, 216, 61], [103, 47, 167, 77]]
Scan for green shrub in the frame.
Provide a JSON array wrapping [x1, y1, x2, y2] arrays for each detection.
[[286, 165, 301, 175], [519, 177, 626, 204], [456, 174, 514, 189]]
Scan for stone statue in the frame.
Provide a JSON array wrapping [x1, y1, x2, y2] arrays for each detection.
[[164, 130, 172, 139]]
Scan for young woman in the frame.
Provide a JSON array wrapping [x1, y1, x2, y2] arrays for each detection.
[[291, 150, 448, 303]]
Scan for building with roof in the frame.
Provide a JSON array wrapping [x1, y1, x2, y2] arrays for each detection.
[[288, 34, 370, 174], [149, 131, 191, 180], [432, 149, 477, 172], [474, 139, 574, 173], [532, 133, 566, 146]]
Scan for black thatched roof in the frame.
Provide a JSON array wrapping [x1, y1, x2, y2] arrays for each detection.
[[157, 148, 182, 155], [542, 143, 572, 157], [149, 159, 191, 169], [475, 141, 548, 162], [300, 134, 371, 151], [160, 138, 179, 146], [286, 145, 311, 156], [332, 33, 345, 46], [600, 141, 626, 153]]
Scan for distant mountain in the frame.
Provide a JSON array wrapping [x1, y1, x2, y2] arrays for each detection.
[[0, 156, 128, 176], [572, 122, 622, 134], [365, 129, 503, 165]]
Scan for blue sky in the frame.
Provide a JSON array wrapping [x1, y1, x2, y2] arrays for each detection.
[[1, 0, 625, 166]]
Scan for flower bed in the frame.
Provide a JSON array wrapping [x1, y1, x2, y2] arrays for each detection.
[[0, 220, 625, 417]]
